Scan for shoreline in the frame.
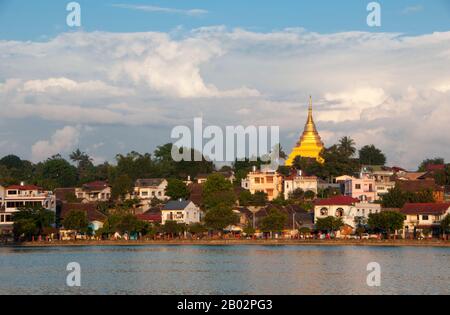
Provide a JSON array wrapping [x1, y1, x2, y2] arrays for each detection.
[[2, 239, 450, 248]]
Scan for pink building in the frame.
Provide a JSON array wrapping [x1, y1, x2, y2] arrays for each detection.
[[344, 176, 377, 202]]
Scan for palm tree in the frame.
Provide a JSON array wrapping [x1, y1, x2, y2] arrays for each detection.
[[339, 136, 356, 158], [70, 149, 93, 180]]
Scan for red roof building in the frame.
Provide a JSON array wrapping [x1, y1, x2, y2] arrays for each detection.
[[314, 196, 359, 206]]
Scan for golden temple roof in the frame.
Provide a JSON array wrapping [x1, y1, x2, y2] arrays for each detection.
[[286, 96, 324, 166]]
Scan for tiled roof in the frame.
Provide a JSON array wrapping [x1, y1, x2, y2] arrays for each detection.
[[6, 184, 42, 191], [60, 203, 107, 222], [135, 178, 165, 187], [315, 196, 359, 206], [396, 179, 443, 192], [136, 213, 162, 222], [400, 203, 450, 215], [82, 181, 109, 191], [426, 164, 446, 172]]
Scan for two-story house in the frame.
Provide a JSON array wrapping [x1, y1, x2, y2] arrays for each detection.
[[75, 181, 111, 203], [401, 203, 450, 238], [314, 196, 381, 231], [161, 200, 202, 225], [241, 166, 283, 201], [0, 183, 55, 233]]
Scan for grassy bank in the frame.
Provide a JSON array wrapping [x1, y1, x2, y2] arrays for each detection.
[[3, 239, 450, 248]]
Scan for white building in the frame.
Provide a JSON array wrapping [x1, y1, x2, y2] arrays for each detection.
[[161, 200, 202, 225], [0, 183, 55, 232], [134, 179, 168, 200], [284, 171, 319, 200], [314, 196, 381, 230], [401, 203, 450, 238], [75, 181, 111, 203]]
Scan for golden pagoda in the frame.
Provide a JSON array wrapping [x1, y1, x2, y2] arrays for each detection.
[[285, 97, 325, 166]]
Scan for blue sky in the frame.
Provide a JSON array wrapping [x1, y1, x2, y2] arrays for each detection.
[[1, 0, 450, 40], [0, 1, 450, 168]]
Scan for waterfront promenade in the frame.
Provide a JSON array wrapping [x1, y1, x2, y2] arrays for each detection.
[[5, 239, 450, 248]]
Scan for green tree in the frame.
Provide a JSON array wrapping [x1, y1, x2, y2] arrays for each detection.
[[35, 155, 78, 190], [163, 220, 185, 238], [315, 216, 344, 233], [304, 190, 316, 200], [70, 149, 94, 182], [204, 205, 239, 232], [359, 145, 386, 166], [111, 174, 133, 201], [339, 136, 356, 158], [298, 227, 311, 237], [243, 223, 256, 237], [441, 214, 450, 238], [202, 174, 236, 209], [381, 186, 408, 208], [12, 206, 54, 240], [260, 208, 287, 236], [368, 211, 405, 238], [62, 210, 89, 235], [166, 179, 190, 200], [188, 223, 208, 236], [289, 188, 304, 200]]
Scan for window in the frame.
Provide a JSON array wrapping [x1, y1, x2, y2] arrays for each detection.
[[320, 208, 328, 216], [7, 190, 17, 195], [336, 208, 344, 218], [355, 184, 361, 189], [255, 178, 261, 184], [266, 177, 274, 184], [141, 191, 149, 197], [422, 215, 429, 221]]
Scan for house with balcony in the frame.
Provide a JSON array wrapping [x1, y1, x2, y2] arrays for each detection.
[[360, 165, 396, 199], [0, 183, 55, 233], [75, 181, 111, 203], [400, 203, 450, 238], [284, 170, 319, 200], [133, 178, 168, 212], [161, 200, 202, 225], [314, 196, 381, 232], [241, 166, 283, 201], [343, 176, 377, 202]]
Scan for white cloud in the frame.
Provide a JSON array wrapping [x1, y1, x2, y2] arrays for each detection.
[[31, 126, 81, 162], [1, 28, 450, 167], [112, 4, 208, 16]]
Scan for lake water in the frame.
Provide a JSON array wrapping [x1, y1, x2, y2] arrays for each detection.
[[0, 245, 449, 295]]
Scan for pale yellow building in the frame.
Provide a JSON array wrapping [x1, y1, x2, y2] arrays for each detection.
[[286, 97, 324, 166], [241, 167, 283, 201]]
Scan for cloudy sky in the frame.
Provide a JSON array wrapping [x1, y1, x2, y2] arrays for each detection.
[[0, 0, 450, 169]]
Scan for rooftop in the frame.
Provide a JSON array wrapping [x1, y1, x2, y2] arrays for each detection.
[[315, 196, 359, 206], [163, 200, 193, 211], [400, 203, 450, 215], [135, 178, 166, 187]]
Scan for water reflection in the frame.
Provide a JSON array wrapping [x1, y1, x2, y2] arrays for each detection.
[[0, 245, 449, 295]]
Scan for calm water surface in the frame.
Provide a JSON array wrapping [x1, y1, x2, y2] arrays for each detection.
[[0, 245, 449, 295]]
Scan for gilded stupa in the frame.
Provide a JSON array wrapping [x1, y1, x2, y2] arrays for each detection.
[[286, 97, 325, 166]]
